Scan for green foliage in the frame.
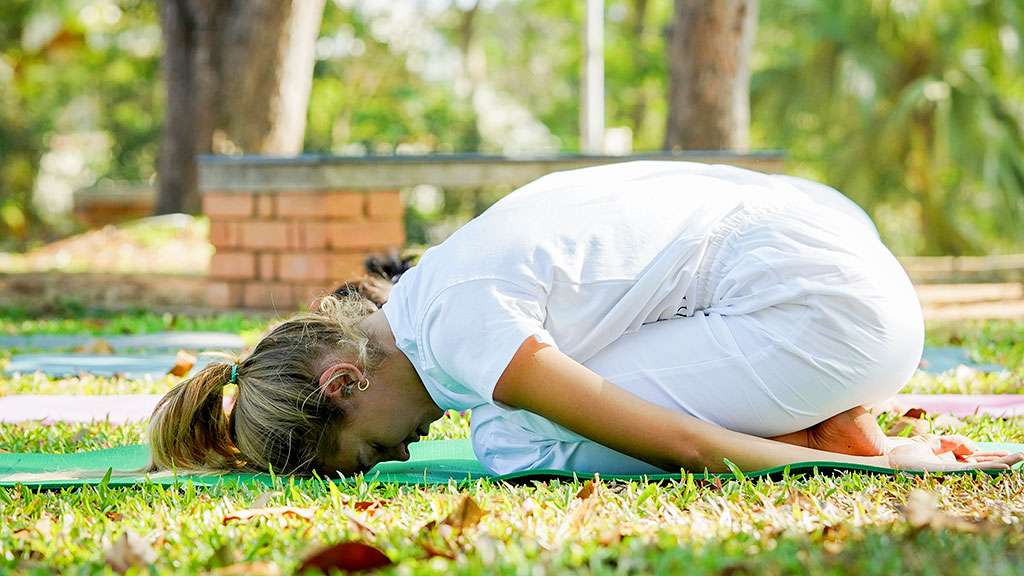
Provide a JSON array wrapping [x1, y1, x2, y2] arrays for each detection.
[[752, 0, 1024, 255], [3, 1, 1024, 255], [0, 0, 161, 249], [0, 306, 271, 337], [2, 314, 1024, 572], [2, 411, 1024, 573]]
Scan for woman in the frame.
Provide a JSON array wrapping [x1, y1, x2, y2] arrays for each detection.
[[149, 161, 1021, 476]]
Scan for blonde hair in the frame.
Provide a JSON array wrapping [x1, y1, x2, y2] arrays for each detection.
[[147, 293, 385, 474]]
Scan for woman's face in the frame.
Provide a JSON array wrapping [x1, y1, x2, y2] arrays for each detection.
[[317, 361, 437, 476]]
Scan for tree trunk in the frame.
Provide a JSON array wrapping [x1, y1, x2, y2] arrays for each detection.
[[664, 0, 757, 150], [155, 0, 326, 214]]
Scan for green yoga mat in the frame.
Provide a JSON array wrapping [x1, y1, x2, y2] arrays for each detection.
[[2, 439, 1022, 490]]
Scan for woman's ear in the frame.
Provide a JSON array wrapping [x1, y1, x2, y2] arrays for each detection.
[[319, 363, 360, 400]]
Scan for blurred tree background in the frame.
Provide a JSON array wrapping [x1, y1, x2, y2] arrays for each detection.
[[2, 0, 1023, 255]]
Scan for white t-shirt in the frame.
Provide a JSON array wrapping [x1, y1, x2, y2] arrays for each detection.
[[380, 161, 874, 472]]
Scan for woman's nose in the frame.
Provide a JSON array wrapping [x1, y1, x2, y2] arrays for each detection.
[[394, 443, 410, 461]]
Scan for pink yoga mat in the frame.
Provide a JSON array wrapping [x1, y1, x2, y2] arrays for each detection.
[[0, 395, 162, 424], [882, 394, 1024, 418]]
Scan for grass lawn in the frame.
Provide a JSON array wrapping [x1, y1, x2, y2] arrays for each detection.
[[2, 309, 1024, 574]]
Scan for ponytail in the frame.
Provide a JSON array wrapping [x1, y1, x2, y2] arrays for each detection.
[[146, 291, 386, 475], [148, 362, 242, 472]]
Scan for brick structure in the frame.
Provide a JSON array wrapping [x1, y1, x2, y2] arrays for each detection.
[[203, 189, 404, 310], [198, 152, 786, 310]]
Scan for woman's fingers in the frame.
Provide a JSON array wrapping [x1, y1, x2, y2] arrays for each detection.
[[969, 454, 1013, 463], [963, 452, 1024, 469], [925, 434, 977, 456]]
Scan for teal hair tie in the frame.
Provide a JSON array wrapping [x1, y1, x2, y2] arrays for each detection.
[[229, 364, 239, 384]]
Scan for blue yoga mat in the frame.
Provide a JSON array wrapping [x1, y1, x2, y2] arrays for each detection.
[[4, 354, 216, 379], [919, 347, 1006, 374], [3, 346, 1004, 379], [0, 331, 245, 351]]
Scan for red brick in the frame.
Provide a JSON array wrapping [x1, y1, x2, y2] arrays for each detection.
[[329, 254, 367, 281], [240, 221, 291, 250], [279, 252, 329, 281], [243, 282, 294, 310], [209, 252, 256, 279], [366, 190, 403, 219], [327, 221, 405, 250], [295, 284, 333, 310], [257, 253, 278, 280], [256, 195, 275, 218], [206, 282, 244, 308], [202, 192, 254, 219], [276, 192, 330, 219], [208, 221, 241, 249], [293, 221, 328, 249], [325, 191, 364, 219]]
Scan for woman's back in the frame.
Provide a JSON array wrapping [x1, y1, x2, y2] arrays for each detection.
[[382, 161, 875, 414]]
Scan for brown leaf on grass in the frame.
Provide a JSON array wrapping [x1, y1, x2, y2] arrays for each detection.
[[903, 489, 982, 533], [168, 350, 197, 377], [441, 494, 484, 531], [886, 416, 930, 437], [340, 510, 377, 536], [418, 539, 457, 560], [353, 500, 388, 513], [221, 506, 314, 525], [903, 408, 928, 419], [104, 530, 157, 574], [105, 511, 124, 522], [297, 541, 393, 574], [206, 561, 280, 575], [574, 479, 596, 500], [74, 339, 115, 355], [22, 513, 57, 539]]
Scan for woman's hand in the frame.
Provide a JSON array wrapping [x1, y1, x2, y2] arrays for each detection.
[[883, 434, 976, 459], [886, 435, 1023, 471]]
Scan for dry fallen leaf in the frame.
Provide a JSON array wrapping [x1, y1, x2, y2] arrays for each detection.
[[418, 539, 457, 560], [886, 416, 930, 437], [903, 489, 981, 533], [903, 408, 928, 419], [297, 541, 393, 574], [168, 350, 197, 377], [441, 494, 484, 531], [33, 513, 56, 536], [104, 530, 157, 574], [75, 339, 115, 355], [340, 510, 377, 536], [353, 500, 388, 513], [105, 511, 124, 522], [575, 479, 596, 500], [222, 506, 314, 525]]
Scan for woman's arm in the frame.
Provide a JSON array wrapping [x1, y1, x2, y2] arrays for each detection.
[[492, 336, 1019, 473]]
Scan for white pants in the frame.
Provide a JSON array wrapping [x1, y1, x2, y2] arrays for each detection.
[[471, 184, 925, 474]]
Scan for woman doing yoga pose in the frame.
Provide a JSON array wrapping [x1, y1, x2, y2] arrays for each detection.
[[148, 162, 1022, 476]]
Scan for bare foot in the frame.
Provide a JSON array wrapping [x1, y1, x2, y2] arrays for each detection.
[[806, 406, 889, 456]]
